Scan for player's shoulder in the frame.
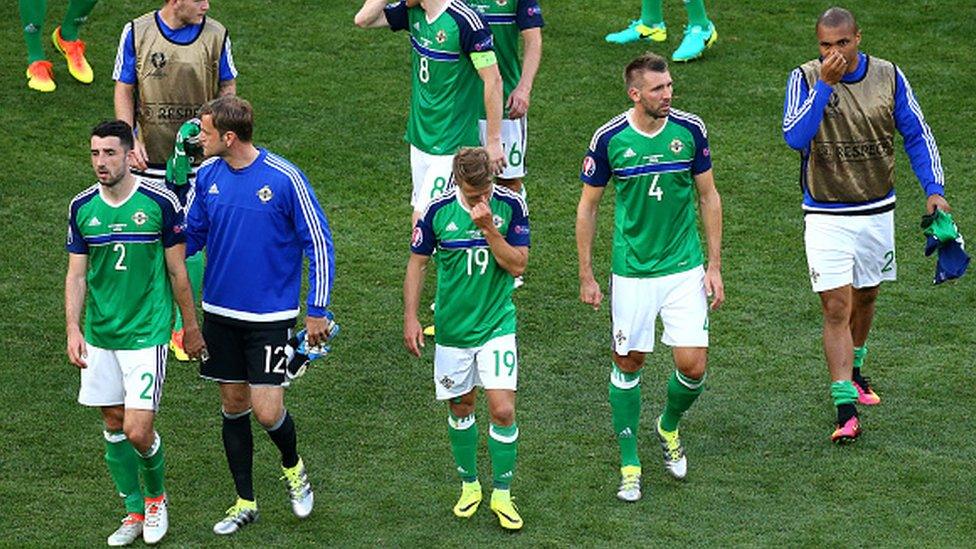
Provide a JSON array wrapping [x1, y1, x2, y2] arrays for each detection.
[[447, 0, 489, 31], [668, 108, 708, 139], [263, 151, 309, 187], [202, 15, 228, 34], [589, 110, 630, 150], [492, 185, 528, 217], [195, 156, 223, 180], [137, 180, 182, 213], [68, 183, 100, 213], [130, 11, 156, 31], [422, 186, 459, 222]]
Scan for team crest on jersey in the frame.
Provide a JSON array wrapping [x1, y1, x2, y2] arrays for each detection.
[[495, 0, 508, 6], [492, 214, 504, 228], [132, 210, 148, 225], [411, 226, 423, 247], [582, 156, 596, 177], [257, 185, 273, 203], [670, 138, 684, 154], [436, 29, 447, 44]]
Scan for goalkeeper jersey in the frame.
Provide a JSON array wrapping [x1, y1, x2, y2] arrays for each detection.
[[411, 185, 530, 348], [581, 109, 712, 278], [66, 182, 185, 349], [385, 0, 495, 155]]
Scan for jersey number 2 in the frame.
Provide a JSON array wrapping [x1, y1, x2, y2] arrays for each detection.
[[113, 243, 127, 271]]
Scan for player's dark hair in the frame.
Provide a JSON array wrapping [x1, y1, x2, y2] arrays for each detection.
[[624, 53, 669, 90], [817, 7, 858, 32], [91, 120, 134, 151], [200, 96, 254, 142], [453, 147, 492, 189]]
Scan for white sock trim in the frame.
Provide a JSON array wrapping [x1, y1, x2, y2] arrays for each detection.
[[448, 413, 476, 431], [610, 367, 641, 390], [489, 424, 519, 444], [103, 430, 127, 443]]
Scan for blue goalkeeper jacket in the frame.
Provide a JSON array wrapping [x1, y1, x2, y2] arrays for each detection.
[[186, 148, 334, 323]]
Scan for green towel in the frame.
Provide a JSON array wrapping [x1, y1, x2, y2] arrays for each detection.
[[165, 118, 203, 186]]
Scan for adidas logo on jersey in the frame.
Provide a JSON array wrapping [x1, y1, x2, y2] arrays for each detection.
[[446, 221, 459, 232], [88, 216, 101, 227], [623, 148, 637, 158], [208, 183, 219, 195], [619, 427, 633, 438]]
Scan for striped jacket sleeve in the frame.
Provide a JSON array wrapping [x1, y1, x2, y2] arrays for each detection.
[[287, 170, 335, 315], [893, 66, 945, 196], [782, 68, 834, 150]]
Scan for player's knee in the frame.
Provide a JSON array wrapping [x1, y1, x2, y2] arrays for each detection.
[[820, 295, 850, 324], [489, 403, 515, 427], [613, 352, 645, 373], [123, 425, 154, 452], [449, 400, 475, 418], [252, 406, 283, 429], [102, 407, 125, 432]]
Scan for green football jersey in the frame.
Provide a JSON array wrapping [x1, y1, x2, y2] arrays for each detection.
[[411, 186, 530, 348], [580, 109, 713, 278], [385, 0, 495, 154], [466, 0, 544, 113], [67, 182, 185, 349]]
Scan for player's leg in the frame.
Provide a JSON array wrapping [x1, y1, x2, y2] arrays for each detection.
[[480, 117, 527, 195], [672, 0, 717, 62], [410, 146, 453, 226], [119, 344, 169, 544], [435, 344, 482, 517], [51, 0, 96, 83], [850, 285, 881, 405], [19, 0, 55, 92], [606, 1, 667, 44], [478, 334, 521, 530], [248, 325, 313, 519], [806, 214, 861, 442]]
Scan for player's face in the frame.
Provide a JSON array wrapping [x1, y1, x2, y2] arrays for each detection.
[[817, 24, 860, 70], [630, 70, 673, 120], [90, 136, 130, 187], [173, 0, 209, 26], [459, 180, 493, 208], [198, 115, 227, 158]]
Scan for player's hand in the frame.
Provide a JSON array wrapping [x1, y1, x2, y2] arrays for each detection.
[[820, 50, 847, 86], [129, 139, 149, 171], [182, 326, 206, 359], [704, 264, 725, 311], [507, 85, 531, 119], [405, 0, 420, 6], [67, 327, 87, 368], [470, 196, 495, 232], [486, 139, 506, 175], [579, 276, 603, 310], [403, 316, 425, 357], [926, 194, 951, 214], [305, 315, 330, 347]]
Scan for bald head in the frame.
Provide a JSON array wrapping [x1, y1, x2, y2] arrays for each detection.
[[817, 7, 858, 33]]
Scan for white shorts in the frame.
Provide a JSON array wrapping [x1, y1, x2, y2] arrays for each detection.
[[804, 211, 896, 292], [479, 116, 527, 180], [433, 333, 518, 400], [610, 267, 709, 355], [78, 344, 167, 411], [410, 145, 455, 213]]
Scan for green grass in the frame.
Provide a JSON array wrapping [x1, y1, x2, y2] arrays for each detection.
[[1, 0, 974, 545]]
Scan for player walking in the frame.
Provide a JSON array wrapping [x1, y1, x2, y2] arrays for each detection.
[[403, 147, 529, 530], [66, 120, 204, 545], [576, 53, 723, 502]]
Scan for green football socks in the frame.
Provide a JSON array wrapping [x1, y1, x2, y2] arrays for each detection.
[[853, 344, 868, 375], [448, 412, 479, 483], [683, 0, 711, 28], [609, 365, 642, 468], [640, 0, 664, 26], [19, 0, 47, 63], [174, 251, 204, 331], [831, 380, 858, 407], [60, 0, 98, 41], [488, 423, 518, 490], [104, 431, 144, 515], [660, 370, 704, 432], [138, 433, 166, 499]]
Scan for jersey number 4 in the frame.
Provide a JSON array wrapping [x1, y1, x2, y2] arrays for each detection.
[[647, 174, 664, 201]]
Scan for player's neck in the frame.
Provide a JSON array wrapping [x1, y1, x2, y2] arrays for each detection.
[[421, 0, 448, 16], [100, 174, 137, 205], [629, 108, 667, 135], [223, 143, 261, 171], [158, 7, 188, 31]]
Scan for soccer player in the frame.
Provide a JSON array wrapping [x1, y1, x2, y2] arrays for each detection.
[[576, 53, 723, 502], [605, 1, 717, 63], [466, 0, 543, 196], [184, 96, 335, 535], [355, 0, 506, 225], [20, 0, 99, 92], [113, 0, 238, 361], [782, 7, 950, 443], [66, 120, 204, 545], [403, 147, 529, 530]]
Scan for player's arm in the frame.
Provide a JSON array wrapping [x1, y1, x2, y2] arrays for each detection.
[[164, 244, 205, 358], [184, 174, 210, 256], [112, 22, 148, 170], [478, 62, 506, 173], [355, 0, 395, 28], [288, 175, 336, 346], [403, 253, 430, 357], [782, 67, 834, 151], [575, 184, 605, 310], [217, 34, 238, 97], [65, 253, 89, 368], [892, 66, 950, 214], [470, 197, 528, 277], [695, 169, 725, 311], [218, 79, 236, 96], [507, 27, 542, 119]]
